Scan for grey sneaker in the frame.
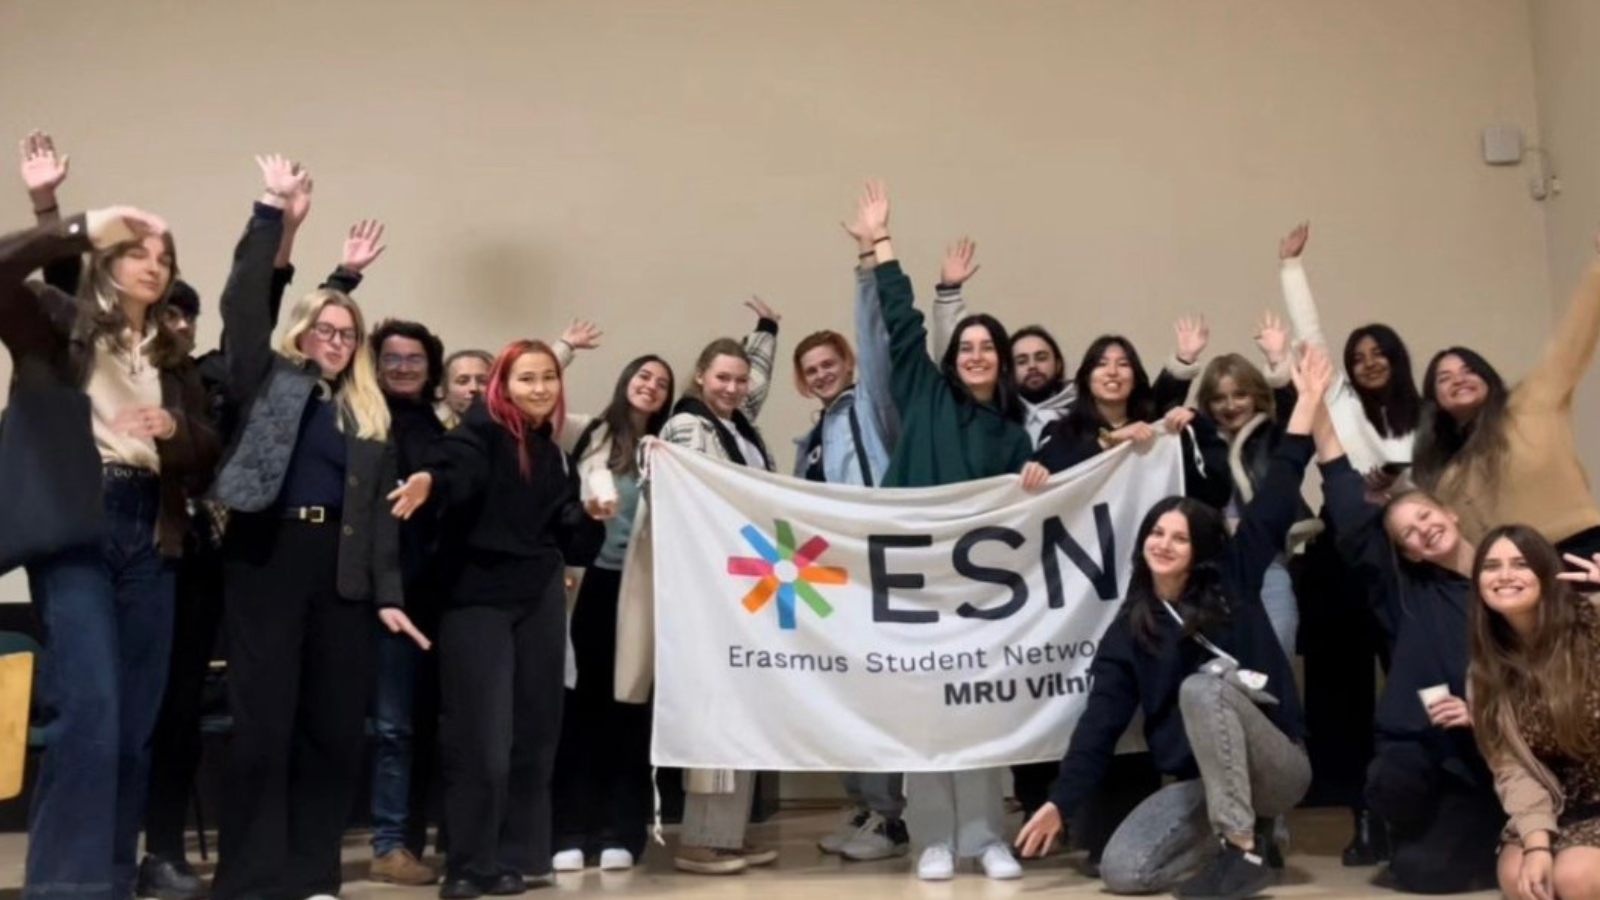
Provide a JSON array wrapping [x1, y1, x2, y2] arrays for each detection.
[[839, 814, 910, 861], [818, 807, 870, 854]]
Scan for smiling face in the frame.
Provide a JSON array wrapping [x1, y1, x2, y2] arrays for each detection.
[[1013, 335, 1059, 393], [956, 323, 1000, 394], [1431, 353, 1489, 422], [1206, 374, 1258, 436], [627, 360, 673, 416], [1090, 342, 1135, 406], [109, 234, 174, 310], [378, 334, 430, 399], [697, 353, 751, 419], [507, 350, 561, 422], [1350, 335, 1391, 392], [1385, 495, 1463, 565], [1143, 510, 1194, 582], [298, 303, 359, 378], [1477, 536, 1542, 621], [800, 344, 852, 404], [444, 356, 491, 414]]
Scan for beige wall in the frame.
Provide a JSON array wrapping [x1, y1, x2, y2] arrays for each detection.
[[1530, 0, 1600, 480], [0, 0, 1555, 610]]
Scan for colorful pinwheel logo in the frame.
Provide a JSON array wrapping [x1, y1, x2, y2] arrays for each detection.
[[726, 520, 848, 630]]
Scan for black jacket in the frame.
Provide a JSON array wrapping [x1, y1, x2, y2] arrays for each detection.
[[1320, 456, 1484, 779], [1032, 413, 1232, 511], [1048, 435, 1313, 816], [423, 402, 604, 607], [0, 215, 219, 573], [209, 203, 402, 608], [387, 392, 446, 591]]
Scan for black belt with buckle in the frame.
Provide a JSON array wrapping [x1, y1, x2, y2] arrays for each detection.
[[103, 463, 156, 481], [281, 506, 338, 524]]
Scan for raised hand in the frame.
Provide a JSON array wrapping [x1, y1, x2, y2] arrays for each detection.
[[560, 319, 603, 351], [284, 174, 314, 228], [19, 130, 69, 199], [341, 219, 387, 272], [378, 607, 432, 651], [388, 471, 433, 520], [1291, 341, 1333, 401], [744, 295, 781, 322], [940, 236, 980, 288], [87, 206, 169, 249], [1254, 310, 1290, 366], [255, 153, 307, 207], [1279, 221, 1310, 260], [1558, 552, 1600, 586], [1173, 315, 1210, 365], [858, 179, 889, 241]]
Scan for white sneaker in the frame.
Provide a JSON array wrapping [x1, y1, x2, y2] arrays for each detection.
[[819, 807, 870, 854], [917, 844, 955, 881], [552, 848, 585, 872], [599, 848, 635, 871], [980, 843, 1022, 880]]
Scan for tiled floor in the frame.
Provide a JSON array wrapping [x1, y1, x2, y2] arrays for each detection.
[[0, 806, 1497, 899]]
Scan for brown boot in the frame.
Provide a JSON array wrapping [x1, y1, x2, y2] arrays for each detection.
[[673, 845, 748, 875], [369, 848, 439, 886]]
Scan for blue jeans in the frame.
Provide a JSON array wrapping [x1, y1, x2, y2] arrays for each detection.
[[371, 626, 419, 855], [24, 472, 176, 900], [1259, 557, 1298, 661]]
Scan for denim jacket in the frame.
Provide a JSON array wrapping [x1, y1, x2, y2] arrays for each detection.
[[790, 266, 897, 486]]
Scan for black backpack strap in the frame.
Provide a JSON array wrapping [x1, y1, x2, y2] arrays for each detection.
[[846, 403, 874, 488]]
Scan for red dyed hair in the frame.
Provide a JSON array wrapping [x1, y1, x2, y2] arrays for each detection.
[[485, 339, 567, 479]]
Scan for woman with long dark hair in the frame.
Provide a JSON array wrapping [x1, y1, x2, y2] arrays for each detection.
[[1467, 528, 1600, 900], [1, 198, 218, 900], [550, 354, 675, 873], [1014, 344, 1332, 900], [1410, 231, 1600, 559], [852, 180, 1033, 882], [389, 339, 604, 897]]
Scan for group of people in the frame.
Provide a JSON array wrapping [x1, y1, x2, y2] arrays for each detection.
[[3, 128, 1600, 900]]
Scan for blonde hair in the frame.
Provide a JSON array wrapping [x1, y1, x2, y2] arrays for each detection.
[[278, 289, 390, 440]]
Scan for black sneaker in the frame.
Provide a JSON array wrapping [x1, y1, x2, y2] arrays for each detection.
[[1175, 840, 1276, 900], [135, 855, 205, 900], [1253, 818, 1285, 870]]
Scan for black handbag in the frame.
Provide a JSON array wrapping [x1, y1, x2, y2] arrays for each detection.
[[0, 384, 104, 576]]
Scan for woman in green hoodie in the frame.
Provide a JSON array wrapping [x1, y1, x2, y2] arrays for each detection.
[[853, 180, 1033, 881]]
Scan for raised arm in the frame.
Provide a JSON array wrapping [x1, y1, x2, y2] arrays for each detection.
[[1276, 222, 1330, 350], [1522, 229, 1600, 409], [0, 209, 160, 347], [17, 130, 80, 294], [1154, 316, 1209, 410], [221, 156, 301, 403], [842, 193, 898, 445], [929, 237, 980, 358], [739, 296, 780, 422], [861, 181, 944, 410]]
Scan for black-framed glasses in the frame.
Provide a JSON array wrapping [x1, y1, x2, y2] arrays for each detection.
[[311, 322, 359, 347], [380, 353, 428, 370]]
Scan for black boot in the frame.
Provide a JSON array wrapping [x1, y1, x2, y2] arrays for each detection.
[[1341, 808, 1390, 867], [1253, 818, 1285, 870], [135, 855, 205, 900]]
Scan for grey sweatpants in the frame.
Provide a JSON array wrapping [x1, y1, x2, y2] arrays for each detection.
[[681, 771, 755, 850], [843, 772, 905, 818], [905, 769, 1006, 858], [1099, 674, 1311, 894]]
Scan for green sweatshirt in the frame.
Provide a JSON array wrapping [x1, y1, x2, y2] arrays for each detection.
[[875, 260, 1032, 488]]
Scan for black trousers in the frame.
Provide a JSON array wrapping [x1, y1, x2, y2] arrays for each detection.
[[440, 573, 566, 879], [1298, 532, 1385, 808], [212, 516, 375, 900], [404, 592, 444, 857], [1071, 752, 1163, 862], [143, 540, 225, 859], [1366, 740, 1503, 894], [552, 567, 653, 859]]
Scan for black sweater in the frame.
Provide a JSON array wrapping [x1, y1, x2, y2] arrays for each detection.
[[1032, 413, 1232, 511], [1048, 435, 1313, 816], [423, 403, 603, 607], [1320, 457, 1483, 776], [388, 393, 446, 588]]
